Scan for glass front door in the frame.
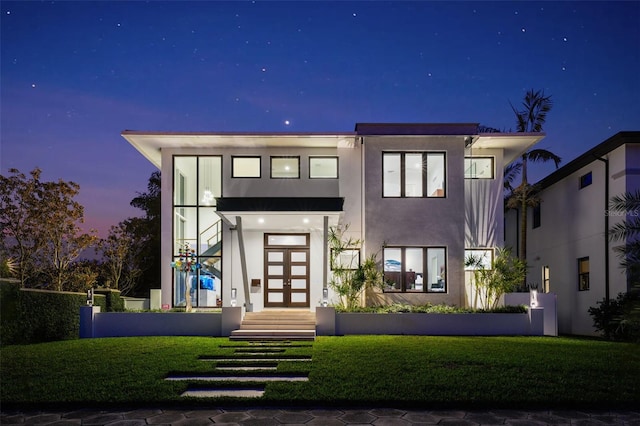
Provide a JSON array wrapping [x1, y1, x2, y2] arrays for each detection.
[[264, 234, 310, 307]]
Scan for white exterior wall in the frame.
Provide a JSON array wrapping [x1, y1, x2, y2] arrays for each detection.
[[160, 142, 362, 311], [464, 148, 505, 307], [526, 145, 630, 336]]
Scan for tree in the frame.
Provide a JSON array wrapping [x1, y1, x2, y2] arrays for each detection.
[[588, 190, 640, 341], [98, 219, 143, 295], [505, 89, 561, 267], [465, 248, 527, 310], [328, 225, 383, 310], [0, 168, 46, 286], [127, 171, 161, 297], [38, 177, 97, 291], [609, 190, 640, 279], [0, 168, 96, 290]]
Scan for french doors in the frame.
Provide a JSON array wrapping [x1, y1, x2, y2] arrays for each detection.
[[264, 234, 310, 308]]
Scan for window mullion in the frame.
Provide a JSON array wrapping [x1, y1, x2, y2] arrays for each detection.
[[400, 153, 406, 197], [422, 153, 429, 197]]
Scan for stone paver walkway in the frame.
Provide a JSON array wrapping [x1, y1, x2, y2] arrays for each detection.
[[1, 407, 638, 425]]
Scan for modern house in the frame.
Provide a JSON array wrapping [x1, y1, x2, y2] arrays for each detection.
[[122, 123, 543, 313], [506, 131, 640, 336]]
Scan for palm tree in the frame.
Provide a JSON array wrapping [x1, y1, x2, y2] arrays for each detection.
[[609, 190, 640, 284], [505, 89, 561, 269]]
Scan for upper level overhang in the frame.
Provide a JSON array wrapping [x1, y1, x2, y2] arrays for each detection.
[[121, 131, 357, 168], [470, 133, 545, 165]]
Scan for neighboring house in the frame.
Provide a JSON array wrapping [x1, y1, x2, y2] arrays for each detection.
[[122, 123, 542, 312], [506, 131, 640, 336]]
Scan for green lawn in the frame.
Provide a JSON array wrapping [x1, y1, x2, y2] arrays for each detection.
[[1, 335, 638, 410]]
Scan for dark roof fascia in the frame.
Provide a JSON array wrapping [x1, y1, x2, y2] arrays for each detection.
[[121, 130, 356, 137], [536, 131, 640, 190], [216, 197, 344, 212], [355, 123, 479, 136]]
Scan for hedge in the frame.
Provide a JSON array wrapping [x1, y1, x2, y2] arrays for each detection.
[[0, 281, 106, 346]]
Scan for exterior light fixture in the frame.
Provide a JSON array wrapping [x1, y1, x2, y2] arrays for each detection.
[[322, 288, 328, 307], [530, 289, 538, 308], [231, 288, 237, 307]]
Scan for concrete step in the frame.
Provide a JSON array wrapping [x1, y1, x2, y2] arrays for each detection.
[[238, 323, 314, 330], [181, 388, 265, 398], [229, 329, 315, 341]]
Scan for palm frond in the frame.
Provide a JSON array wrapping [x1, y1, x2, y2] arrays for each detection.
[[524, 149, 561, 168], [609, 218, 640, 242], [511, 89, 553, 133], [503, 162, 522, 191], [610, 190, 640, 213]]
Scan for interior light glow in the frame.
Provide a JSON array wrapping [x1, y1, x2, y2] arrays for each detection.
[[303, 218, 310, 224], [258, 217, 265, 224]]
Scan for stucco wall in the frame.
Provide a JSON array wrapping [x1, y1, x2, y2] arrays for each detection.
[[362, 135, 466, 306], [526, 145, 630, 335]]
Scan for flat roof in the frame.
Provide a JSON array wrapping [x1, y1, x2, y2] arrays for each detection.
[[536, 131, 640, 189], [122, 125, 545, 168]]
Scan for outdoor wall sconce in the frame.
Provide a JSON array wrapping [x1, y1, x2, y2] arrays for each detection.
[[530, 289, 539, 308], [230, 288, 237, 307], [322, 288, 328, 307]]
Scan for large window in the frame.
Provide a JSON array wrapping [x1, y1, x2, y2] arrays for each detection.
[[383, 247, 446, 292], [383, 152, 445, 197], [271, 156, 300, 178], [232, 156, 261, 178], [172, 156, 223, 308], [578, 257, 589, 291], [465, 157, 494, 179]]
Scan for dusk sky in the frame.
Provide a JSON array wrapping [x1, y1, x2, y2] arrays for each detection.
[[1, 1, 639, 237]]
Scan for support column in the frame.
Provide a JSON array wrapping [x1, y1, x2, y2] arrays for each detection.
[[323, 215, 329, 289], [236, 216, 252, 312]]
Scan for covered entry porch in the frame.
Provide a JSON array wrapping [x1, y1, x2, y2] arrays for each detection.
[[215, 197, 343, 312]]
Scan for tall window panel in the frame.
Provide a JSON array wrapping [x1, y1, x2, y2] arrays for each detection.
[[172, 155, 223, 308]]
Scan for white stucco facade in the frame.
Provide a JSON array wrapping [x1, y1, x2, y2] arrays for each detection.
[[506, 132, 639, 336], [123, 124, 541, 313]]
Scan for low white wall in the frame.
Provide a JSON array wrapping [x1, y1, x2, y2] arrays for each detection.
[[92, 312, 223, 337], [122, 297, 150, 311], [504, 292, 558, 336], [335, 311, 543, 336]]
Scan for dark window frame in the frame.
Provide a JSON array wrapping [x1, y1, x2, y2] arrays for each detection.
[[382, 152, 446, 198], [270, 156, 301, 179], [309, 156, 339, 179], [464, 157, 495, 179], [231, 156, 261, 178], [579, 172, 592, 189], [578, 257, 590, 291], [382, 246, 447, 293], [532, 204, 541, 229]]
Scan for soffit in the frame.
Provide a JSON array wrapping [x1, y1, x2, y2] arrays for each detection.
[[121, 131, 357, 168], [470, 133, 545, 164]]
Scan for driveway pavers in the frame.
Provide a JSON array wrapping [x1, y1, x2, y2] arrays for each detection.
[[1, 408, 638, 425]]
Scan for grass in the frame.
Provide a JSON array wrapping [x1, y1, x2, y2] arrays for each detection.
[[1, 335, 638, 410]]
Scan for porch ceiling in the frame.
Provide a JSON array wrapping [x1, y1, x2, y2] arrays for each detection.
[[216, 212, 342, 231]]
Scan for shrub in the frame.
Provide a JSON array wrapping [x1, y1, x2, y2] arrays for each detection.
[[589, 290, 640, 342], [0, 282, 106, 346], [336, 303, 527, 314]]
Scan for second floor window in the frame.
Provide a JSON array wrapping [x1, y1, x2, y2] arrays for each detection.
[[383, 152, 445, 197], [271, 156, 300, 178]]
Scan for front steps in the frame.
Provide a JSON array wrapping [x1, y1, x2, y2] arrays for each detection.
[[168, 340, 314, 399], [230, 310, 316, 340]]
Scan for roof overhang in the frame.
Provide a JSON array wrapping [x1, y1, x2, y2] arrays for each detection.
[[469, 133, 545, 164], [121, 131, 357, 168], [215, 197, 344, 231]]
